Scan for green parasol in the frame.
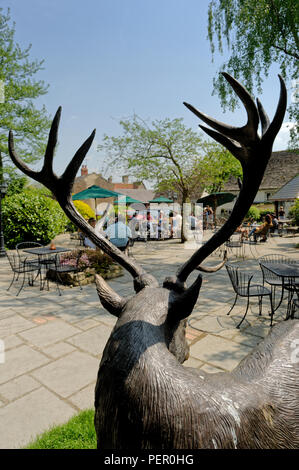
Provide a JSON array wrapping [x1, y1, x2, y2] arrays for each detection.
[[149, 196, 173, 203], [113, 195, 142, 205], [72, 185, 122, 217]]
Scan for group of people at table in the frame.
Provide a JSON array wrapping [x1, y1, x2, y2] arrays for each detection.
[[81, 205, 288, 251], [236, 207, 287, 243]]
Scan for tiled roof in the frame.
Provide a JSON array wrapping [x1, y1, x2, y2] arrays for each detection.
[[268, 174, 299, 201], [116, 188, 156, 203], [224, 150, 299, 191]]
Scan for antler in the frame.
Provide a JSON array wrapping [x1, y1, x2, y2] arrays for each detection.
[[8, 107, 157, 291], [176, 73, 287, 284]]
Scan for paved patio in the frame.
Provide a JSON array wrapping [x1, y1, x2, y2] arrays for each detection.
[[0, 231, 298, 448]]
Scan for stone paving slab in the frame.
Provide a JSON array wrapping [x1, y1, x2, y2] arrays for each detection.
[[0, 315, 35, 338], [31, 350, 99, 398], [189, 334, 253, 371], [0, 375, 40, 402], [42, 342, 76, 359], [67, 323, 113, 357], [68, 383, 95, 411], [2, 334, 24, 351], [0, 345, 50, 385], [18, 319, 81, 348], [0, 387, 76, 449]]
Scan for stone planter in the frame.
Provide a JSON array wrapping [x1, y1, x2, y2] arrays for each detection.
[[47, 263, 123, 287]]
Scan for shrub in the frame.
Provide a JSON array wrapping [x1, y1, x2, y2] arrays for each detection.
[[289, 199, 299, 225], [245, 206, 260, 221], [259, 209, 273, 220], [66, 200, 96, 232], [60, 248, 115, 275], [73, 200, 95, 220], [2, 189, 69, 248]]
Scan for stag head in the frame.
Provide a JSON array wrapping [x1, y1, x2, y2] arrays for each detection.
[[8, 73, 286, 363]]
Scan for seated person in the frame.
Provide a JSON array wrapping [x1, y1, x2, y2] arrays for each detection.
[[270, 213, 279, 233], [236, 224, 249, 241], [249, 214, 272, 242], [105, 215, 132, 253], [84, 217, 97, 249]]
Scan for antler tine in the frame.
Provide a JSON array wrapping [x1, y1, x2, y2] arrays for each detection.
[[184, 73, 260, 145], [221, 72, 259, 138], [176, 75, 287, 285], [8, 108, 158, 290], [9, 108, 63, 191], [263, 75, 287, 145], [43, 107, 61, 176], [60, 129, 96, 198], [8, 130, 41, 182], [198, 124, 243, 162], [196, 251, 227, 273], [256, 98, 270, 136]]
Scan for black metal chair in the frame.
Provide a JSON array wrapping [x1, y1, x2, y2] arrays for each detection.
[[225, 263, 274, 328], [284, 278, 299, 320], [47, 250, 83, 295], [258, 255, 296, 311], [225, 233, 245, 259], [16, 241, 42, 263], [6, 251, 40, 296], [16, 241, 56, 288]]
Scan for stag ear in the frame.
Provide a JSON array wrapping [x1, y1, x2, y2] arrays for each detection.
[[95, 274, 126, 317], [166, 274, 202, 322]]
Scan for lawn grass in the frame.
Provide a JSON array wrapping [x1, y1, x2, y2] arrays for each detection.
[[26, 409, 97, 449]]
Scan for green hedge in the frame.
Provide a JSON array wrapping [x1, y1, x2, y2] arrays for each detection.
[[245, 206, 260, 221], [2, 189, 69, 248], [289, 199, 299, 225]]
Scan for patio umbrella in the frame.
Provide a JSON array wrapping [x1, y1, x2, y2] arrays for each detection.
[[113, 195, 142, 205], [197, 192, 236, 226], [72, 185, 121, 215], [149, 196, 173, 203], [196, 192, 236, 208]]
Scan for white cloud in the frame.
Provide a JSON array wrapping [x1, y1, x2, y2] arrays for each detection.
[[273, 122, 295, 151]]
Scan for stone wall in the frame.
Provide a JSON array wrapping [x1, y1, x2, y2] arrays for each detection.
[[47, 263, 123, 287]]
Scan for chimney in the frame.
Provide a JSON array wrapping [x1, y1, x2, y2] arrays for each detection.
[[81, 165, 88, 177], [122, 175, 129, 184], [108, 176, 112, 183]]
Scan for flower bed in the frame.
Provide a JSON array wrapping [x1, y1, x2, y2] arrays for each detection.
[[47, 248, 123, 286]]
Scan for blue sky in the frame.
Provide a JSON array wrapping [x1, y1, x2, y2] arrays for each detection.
[[1, 0, 295, 183]]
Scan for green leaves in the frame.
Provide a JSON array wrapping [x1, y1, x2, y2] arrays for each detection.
[[207, 0, 299, 146], [0, 7, 51, 174], [2, 188, 69, 248]]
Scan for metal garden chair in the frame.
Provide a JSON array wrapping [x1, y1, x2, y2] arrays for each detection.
[[225, 232, 245, 259], [16, 241, 57, 288], [284, 278, 299, 319], [258, 254, 297, 311], [225, 263, 274, 328], [47, 249, 84, 295], [6, 251, 40, 296]]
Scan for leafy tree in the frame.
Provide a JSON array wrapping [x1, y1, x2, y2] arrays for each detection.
[[98, 115, 240, 241], [207, 0, 299, 148], [202, 143, 242, 193], [0, 8, 51, 180]]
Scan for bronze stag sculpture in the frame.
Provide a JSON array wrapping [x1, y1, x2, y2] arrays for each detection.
[[8, 74, 299, 448]]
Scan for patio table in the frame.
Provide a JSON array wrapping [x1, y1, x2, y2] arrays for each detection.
[[259, 261, 299, 319], [23, 246, 72, 290]]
